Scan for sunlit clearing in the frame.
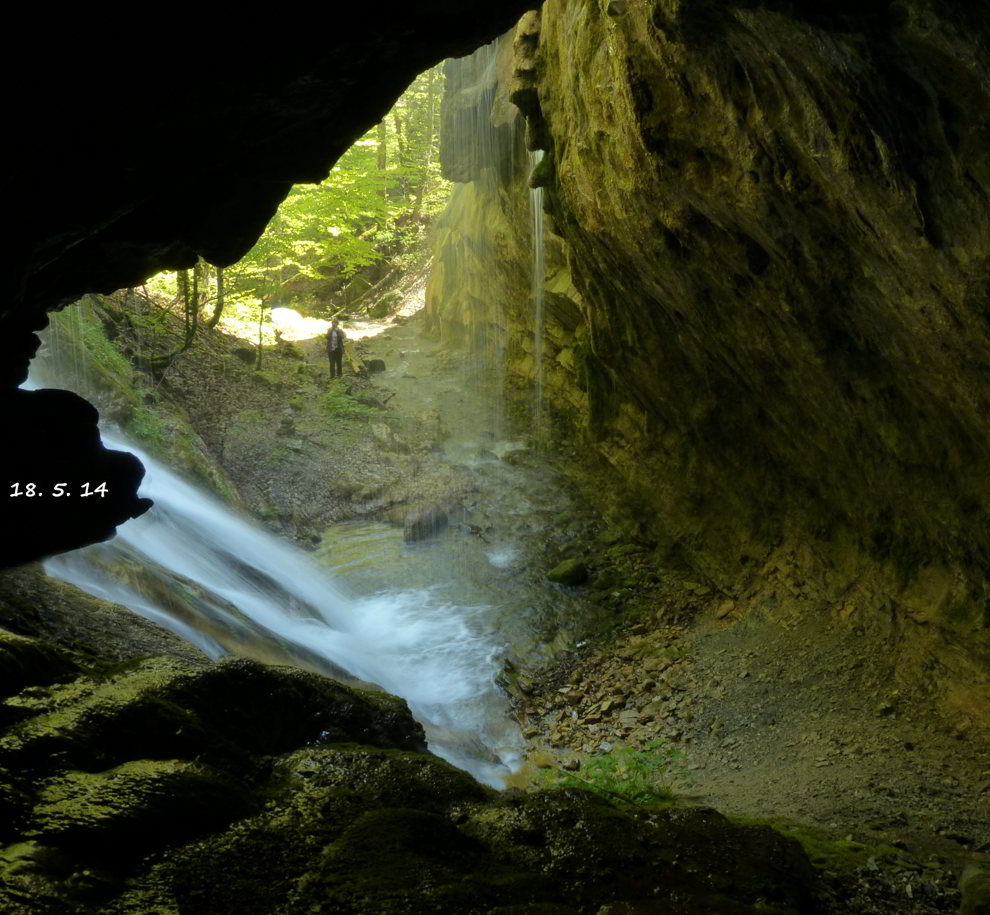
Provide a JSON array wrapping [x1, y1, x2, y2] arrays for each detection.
[[270, 308, 330, 341], [129, 59, 445, 350]]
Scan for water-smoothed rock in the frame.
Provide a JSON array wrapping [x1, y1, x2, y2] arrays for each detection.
[[0, 565, 211, 666], [0, 635, 431, 912], [0, 656, 425, 779]]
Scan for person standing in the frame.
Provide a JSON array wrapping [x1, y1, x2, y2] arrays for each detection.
[[327, 319, 346, 379]]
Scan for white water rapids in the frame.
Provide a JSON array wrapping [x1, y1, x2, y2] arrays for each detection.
[[28, 387, 523, 785], [43, 436, 523, 785]]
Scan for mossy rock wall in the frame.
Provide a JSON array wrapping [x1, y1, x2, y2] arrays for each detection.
[[427, 1, 990, 726]]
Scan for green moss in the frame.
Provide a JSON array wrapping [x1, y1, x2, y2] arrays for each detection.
[[547, 558, 589, 585], [606, 542, 644, 558], [51, 300, 137, 397], [172, 431, 241, 504], [538, 741, 680, 809], [321, 390, 378, 420], [592, 567, 623, 590], [253, 370, 283, 391], [733, 817, 901, 875], [529, 151, 554, 189], [31, 759, 254, 857], [0, 630, 78, 700], [941, 597, 976, 625], [130, 405, 167, 449]]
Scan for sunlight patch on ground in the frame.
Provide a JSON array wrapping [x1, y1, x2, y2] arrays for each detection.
[[271, 277, 427, 343], [270, 308, 330, 342], [224, 273, 431, 346]]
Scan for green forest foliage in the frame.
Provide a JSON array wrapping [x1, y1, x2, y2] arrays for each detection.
[[229, 62, 447, 312], [145, 63, 447, 339]]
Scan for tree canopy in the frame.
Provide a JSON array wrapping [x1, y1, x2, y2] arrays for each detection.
[[227, 62, 447, 316], [138, 62, 448, 359]]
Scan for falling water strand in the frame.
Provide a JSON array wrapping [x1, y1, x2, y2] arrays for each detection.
[[443, 37, 512, 445], [529, 150, 546, 440], [473, 40, 507, 444]]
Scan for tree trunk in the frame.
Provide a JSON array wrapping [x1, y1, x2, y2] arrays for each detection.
[[147, 266, 198, 369], [205, 265, 225, 328], [185, 261, 199, 350], [392, 108, 406, 168], [377, 118, 389, 219], [413, 67, 439, 218], [256, 298, 265, 369], [377, 119, 387, 172], [177, 268, 189, 311]]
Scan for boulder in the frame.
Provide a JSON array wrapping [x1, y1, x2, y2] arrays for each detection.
[[961, 862, 990, 915], [547, 558, 589, 586]]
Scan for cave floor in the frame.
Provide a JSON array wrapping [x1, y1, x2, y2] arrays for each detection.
[[511, 599, 990, 913]]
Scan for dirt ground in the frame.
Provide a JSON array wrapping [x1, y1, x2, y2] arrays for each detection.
[[507, 591, 990, 913]]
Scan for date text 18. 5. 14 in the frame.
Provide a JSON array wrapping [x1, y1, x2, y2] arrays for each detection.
[[8, 483, 109, 498]]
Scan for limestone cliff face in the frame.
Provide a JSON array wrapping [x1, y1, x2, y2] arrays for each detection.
[[428, 1, 990, 722]]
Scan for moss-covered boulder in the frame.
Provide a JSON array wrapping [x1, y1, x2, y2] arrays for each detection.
[[30, 759, 255, 860], [547, 558, 589, 586], [0, 641, 435, 913], [111, 780, 818, 915], [0, 631, 77, 702]]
